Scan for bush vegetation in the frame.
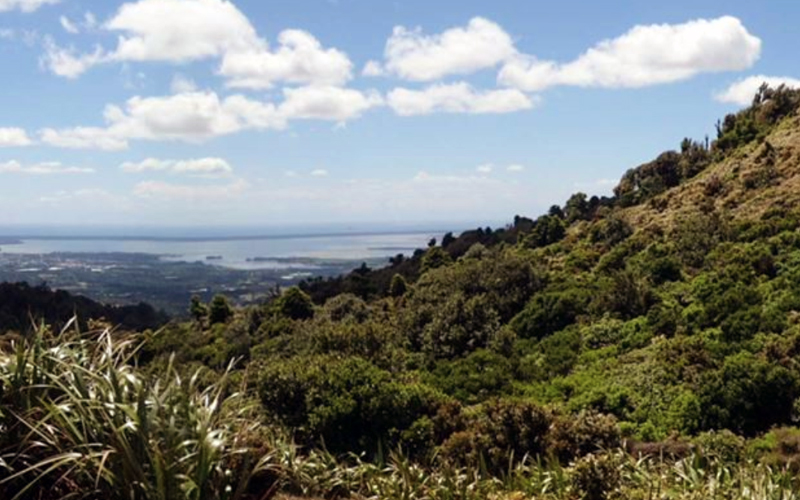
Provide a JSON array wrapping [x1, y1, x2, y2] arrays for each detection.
[[3, 85, 800, 498]]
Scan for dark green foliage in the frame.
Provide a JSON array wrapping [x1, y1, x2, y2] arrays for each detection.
[[257, 355, 443, 454], [420, 246, 452, 273], [590, 215, 633, 248], [522, 214, 566, 249], [0, 281, 168, 333], [441, 231, 456, 248], [697, 352, 799, 436], [321, 293, 370, 323], [189, 295, 208, 323], [511, 289, 588, 340], [208, 294, 233, 325], [564, 192, 590, 223], [673, 210, 729, 269], [388, 273, 408, 297], [428, 349, 513, 404], [714, 85, 800, 153], [419, 291, 501, 359], [276, 286, 315, 320]]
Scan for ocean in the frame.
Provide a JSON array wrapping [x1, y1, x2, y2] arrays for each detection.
[[0, 227, 450, 270]]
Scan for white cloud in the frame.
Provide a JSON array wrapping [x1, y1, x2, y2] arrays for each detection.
[[39, 126, 129, 151], [362, 60, 385, 77], [387, 82, 533, 116], [0, 127, 32, 147], [0, 0, 58, 13], [41, 38, 105, 79], [41, 87, 382, 149], [170, 74, 198, 93], [219, 29, 353, 89], [40, 91, 282, 149], [121, 157, 233, 177], [507, 164, 525, 172], [60, 16, 79, 34], [133, 178, 248, 200], [279, 85, 383, 121], [500, 16, 761, 91], [715, 75, 800, 106], [379, 17, 516, 81], [310, 169, 328, 177], [476, 163, 493, 174], [0, 160, 93, 175], [105, 0, 259, 63], [41, 0, 355, 90]]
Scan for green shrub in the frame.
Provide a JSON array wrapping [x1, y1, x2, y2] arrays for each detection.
[[258, 355, 443, 454]]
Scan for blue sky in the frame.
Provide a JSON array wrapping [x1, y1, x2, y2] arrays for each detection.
[[0, 0, 797, 228]]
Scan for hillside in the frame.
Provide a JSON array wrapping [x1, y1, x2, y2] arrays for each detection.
[[4, 85, 800, 499]]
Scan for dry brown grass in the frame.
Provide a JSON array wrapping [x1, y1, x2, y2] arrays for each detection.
[[618, 114, 800, 235]]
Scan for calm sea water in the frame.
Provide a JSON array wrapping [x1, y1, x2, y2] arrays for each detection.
[[0, 231, 440, 270]]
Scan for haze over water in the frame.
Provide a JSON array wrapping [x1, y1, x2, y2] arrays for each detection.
[[0, 227, 448, 270]]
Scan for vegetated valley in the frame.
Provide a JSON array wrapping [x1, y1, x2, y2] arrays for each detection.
[[3, 85, 800, 499]]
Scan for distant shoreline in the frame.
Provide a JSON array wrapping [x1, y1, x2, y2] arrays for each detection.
[[0, 228, 447, 244]]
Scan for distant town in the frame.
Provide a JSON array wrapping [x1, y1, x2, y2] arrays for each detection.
[[0, 251, 384, 315]]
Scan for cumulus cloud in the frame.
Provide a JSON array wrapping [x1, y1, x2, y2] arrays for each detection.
[[310, 169, 328, 177], [41, 0, 354, 90], [280, 85, 383, 121], [40, 91, 280, 149], [499, 16, 761, 91], [120, 157, 233, 177], [133, 178, 249, 200], [0, 0, 58, 13], [40, 87, 382, 150], [476, 163, 493, 174], [220, 29, 352, 89], [0, 160, 93, 175], [105, 0, 259, 62], [715, 75, 800, 106], [387, 82, 533, 116], [375, 17, 516, 81], [507, 164, 525, 172], [0, 127, 33, 147]]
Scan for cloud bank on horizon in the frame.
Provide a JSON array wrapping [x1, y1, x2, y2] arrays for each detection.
[[0, 0, 797, 226]]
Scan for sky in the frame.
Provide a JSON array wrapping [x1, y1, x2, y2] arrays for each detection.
[[0, 0, 798, 229]]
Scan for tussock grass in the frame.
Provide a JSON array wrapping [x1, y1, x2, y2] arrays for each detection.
[[2, 321, 800, 499]]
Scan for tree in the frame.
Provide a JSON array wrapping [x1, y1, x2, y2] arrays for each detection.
[[277, 286, 315, 320], [208, 294, 233, 325], [565, 192, 590, 222], [421, 247, 452, 273], [441, 232, 456, 248], [389, 274, 408, 297], [189, 295, 208, 324]]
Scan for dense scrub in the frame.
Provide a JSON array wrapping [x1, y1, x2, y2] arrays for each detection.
[[4, 85, 800, 498]]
